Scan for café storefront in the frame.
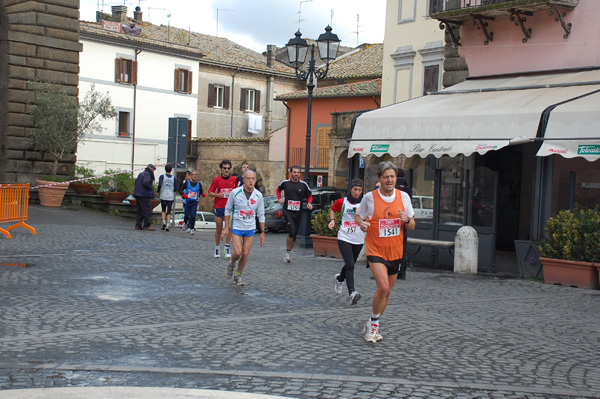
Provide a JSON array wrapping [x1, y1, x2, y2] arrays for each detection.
[[348, 69, 600, 272]]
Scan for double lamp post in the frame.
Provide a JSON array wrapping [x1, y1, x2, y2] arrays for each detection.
[[285, 26, 340, 247]]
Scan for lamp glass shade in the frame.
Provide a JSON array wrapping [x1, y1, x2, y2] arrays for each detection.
[[317, 26, 340, 62], [286, 31, 309, 66]]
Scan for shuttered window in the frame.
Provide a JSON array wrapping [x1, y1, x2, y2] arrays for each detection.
[[208, 84, 230, 109], [115, 58, 137, 84], [174, 68, 193, 94], [240, 88, 261, 112]]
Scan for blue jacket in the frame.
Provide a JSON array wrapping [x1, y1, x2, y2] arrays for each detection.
[[133, 167, 155, 198]]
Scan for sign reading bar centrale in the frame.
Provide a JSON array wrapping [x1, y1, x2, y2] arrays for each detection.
[[103, 20, 122, 33], [578, 145, 600, 155]]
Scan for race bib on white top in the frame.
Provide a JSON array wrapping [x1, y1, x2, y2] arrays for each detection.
[[287, 200, 301, 211], [343, 220, 359, 233], [221, 188, 233, 198], [379, 219, 400, 237], [238, 209, 255, 220]]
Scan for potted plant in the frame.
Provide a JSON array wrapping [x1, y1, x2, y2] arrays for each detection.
[[539, 207, 600, 290], [310, 203, 343, 259], [29, 81, 116, 206], [97, 170, 136, 203], [69, 165, 98, 195]]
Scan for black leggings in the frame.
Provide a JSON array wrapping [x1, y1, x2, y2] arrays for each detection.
[[283, 211, 302, 240], [337, 240, 363, 294]]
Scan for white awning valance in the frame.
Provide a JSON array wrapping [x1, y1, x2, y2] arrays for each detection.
[[349, 70, 600, 160]]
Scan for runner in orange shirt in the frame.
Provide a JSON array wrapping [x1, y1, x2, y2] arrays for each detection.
[[355, 161, 415, 343]]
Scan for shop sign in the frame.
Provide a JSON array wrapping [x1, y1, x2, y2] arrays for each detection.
[[370, 144, 390, 153], [578, 145, 600, 155]]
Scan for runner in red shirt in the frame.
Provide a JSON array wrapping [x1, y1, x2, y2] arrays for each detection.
[[208, 160, 238, 258]]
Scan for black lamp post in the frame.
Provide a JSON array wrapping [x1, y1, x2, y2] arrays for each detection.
[[286, 26, 340, 247]]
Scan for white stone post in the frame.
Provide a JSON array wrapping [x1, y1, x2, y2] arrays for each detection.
[[454, 226, 478, 274]]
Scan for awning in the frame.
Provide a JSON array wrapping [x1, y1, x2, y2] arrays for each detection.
[[537, 90, 600, 161], [349, 70, 600, 159]]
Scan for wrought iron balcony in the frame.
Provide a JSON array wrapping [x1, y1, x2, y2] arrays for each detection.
[[430, 0, 578, 46]]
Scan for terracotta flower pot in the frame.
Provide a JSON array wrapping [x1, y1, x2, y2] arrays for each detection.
[[100, 191, 129, 204], [540, 257, 599, 290], [36, 179, 69, 207], [310, 234, 342, 259], [128, 198, 161, 209], [69, 182, 96, 195]]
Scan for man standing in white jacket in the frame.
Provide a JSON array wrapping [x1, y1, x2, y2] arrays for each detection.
[[222, 169, 266, 286]]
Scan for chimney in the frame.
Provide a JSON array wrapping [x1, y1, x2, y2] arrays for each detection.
[[134, 6, 143, 22], [111, 5, 127, 23], [266, 44, 277, 68]]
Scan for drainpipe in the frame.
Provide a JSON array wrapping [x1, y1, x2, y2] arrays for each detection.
[[372, 96, 380, 108], [132, 48, 142, 174], [230, 68, 240, 137], [283, 100, 291, 179], [265, 75, 274, 135]]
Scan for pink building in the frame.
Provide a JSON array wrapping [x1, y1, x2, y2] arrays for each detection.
[[350, 0, 600, 273]]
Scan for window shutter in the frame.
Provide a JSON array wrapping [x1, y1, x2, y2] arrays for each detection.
[[254, 90, 261, 112], [240, 88, 247, 111], [174, 69, 180, 92], [208, 83, 215, 107], [224, 86, 230, 110], [115, 58, 121, 82], [186, 71, 193, 94], [187, 119, 192, 140], [131, 61, 138, 85]]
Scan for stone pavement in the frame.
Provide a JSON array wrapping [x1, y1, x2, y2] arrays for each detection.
[[0, 205, 599, 399]]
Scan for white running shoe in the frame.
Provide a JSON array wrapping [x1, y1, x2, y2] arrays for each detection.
[[234, 275, 245, 286], [349, 291, 361, 305], [224, 246, 231, 258], [189, 228, 194, 235], [182, 224, 188, 232], [364, 321, 383, 343], [214, 248, 220, 258], [334, 274, 343, 294], [226, 263, 235, 279], [284, 251, 291, 263]]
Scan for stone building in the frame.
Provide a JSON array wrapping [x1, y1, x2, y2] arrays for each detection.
[[0, 0, 81, 184]]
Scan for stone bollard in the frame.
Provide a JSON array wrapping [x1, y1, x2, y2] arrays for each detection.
[[454, 226, 478, 274]]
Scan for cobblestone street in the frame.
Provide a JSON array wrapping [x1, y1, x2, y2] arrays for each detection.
[[1, 205, 599, 398]]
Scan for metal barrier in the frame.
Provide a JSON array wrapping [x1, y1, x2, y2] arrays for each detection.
[[0, 184, 37, 239]]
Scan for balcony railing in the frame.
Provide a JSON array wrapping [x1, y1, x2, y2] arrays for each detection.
[[289, 147, 330, 170], [430, 0, 577, 46], [430, 0, 578, 15]]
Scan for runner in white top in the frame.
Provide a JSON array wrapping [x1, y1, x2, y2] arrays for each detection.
[[222, 170, 265, 286], [329, 179, 366, 305]]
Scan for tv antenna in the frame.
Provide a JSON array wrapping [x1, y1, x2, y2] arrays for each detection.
[[216, 9, 233, 37], [351, 14, 362, 46], [296, 0, 312, 29], [147, 7, 165, 24]]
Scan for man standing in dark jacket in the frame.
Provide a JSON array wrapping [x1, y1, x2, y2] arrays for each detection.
[[134, 164, 156, 231]]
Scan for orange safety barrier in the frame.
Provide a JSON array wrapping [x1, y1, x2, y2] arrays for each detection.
[[0, 184, 37, 239]]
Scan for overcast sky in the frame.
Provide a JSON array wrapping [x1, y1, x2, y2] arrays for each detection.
[[80, 0, 387, 53]]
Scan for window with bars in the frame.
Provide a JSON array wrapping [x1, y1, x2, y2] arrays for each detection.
[[174, 68, 193, 94], [115, 58, 137, 84]]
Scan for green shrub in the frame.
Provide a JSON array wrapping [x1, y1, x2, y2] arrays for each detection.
[[93, 169, 135, 195], [539, 206, 600, 262], [311, 202, 341, 237]]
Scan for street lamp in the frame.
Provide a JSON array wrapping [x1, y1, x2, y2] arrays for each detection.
[[286, 26, 340, 247]]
